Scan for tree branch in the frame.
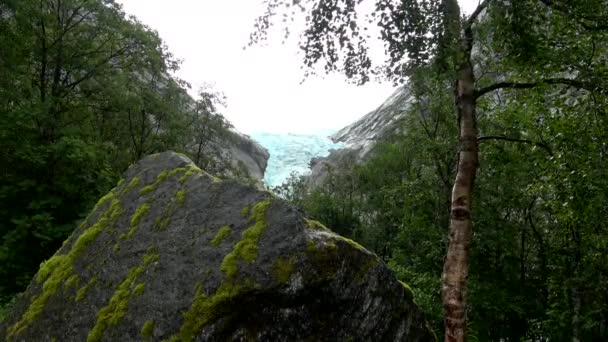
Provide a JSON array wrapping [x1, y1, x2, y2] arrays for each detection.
[[538, 0, 608, 31], [466, 0, 491, 28], [475, 78, 607, 99], [478, 136, 554, 156]]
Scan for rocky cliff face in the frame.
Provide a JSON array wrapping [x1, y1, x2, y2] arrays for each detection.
[[211, 129, 269, 187], [308, 86, 413, 186], [331, 85, 413, 159], [0, 152, 434, 341]]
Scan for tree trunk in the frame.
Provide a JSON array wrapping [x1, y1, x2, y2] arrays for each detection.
[[441, 22, 479, 342], [572, 285, 582, 342]]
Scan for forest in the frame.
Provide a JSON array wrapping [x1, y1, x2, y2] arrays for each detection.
[[0, 0, 236, 313], [1, 0, 608, 341], [263, 0, 608, 340]]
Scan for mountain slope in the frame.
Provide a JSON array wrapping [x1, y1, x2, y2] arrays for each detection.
[[307, 86, 412, 186]]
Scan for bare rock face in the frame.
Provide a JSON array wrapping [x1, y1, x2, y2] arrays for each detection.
[[200, 129, 269, 188], [331, 85, 413, 160], [0, 152, 434, 342], [227, 131, 269, 183], [306, 86, 413, 187]]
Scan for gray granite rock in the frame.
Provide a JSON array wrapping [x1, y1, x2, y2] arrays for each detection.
[[1, 152, 434, 342]]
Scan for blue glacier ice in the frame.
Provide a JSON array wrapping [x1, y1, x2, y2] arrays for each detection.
[[250, 132, 344, 188]]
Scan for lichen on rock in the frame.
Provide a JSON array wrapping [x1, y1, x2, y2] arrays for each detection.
[[6, 195, 123, 340], [0, 152, 434, 342], [272, 256, 296, 284], [220, 199, 271, 279], [87, 246, 159, 342], [209, 225, 232, 246]]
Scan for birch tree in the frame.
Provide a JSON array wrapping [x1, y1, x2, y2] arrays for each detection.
[[253, 0, 608, 340]]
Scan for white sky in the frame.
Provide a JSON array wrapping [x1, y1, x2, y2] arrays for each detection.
[[117, 0, 481, 134]]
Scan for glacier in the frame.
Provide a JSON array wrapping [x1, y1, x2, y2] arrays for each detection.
[[249, 132, 344, 188]]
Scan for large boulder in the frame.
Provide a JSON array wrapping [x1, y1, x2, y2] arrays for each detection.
[[0, 152, 434, 342]]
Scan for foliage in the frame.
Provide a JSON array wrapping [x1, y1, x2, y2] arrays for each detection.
[[260, 0, 608, 339], [278, 61, 608, 339], [0, 0, 242, 307]]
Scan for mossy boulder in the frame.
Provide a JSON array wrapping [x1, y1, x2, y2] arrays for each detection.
[[0, 152, 434, 341]]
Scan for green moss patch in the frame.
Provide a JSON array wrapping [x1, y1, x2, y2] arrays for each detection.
[[166, 200, 272, 340], [120, 202, 151, 240], [179, 165, 201, 184], [75, 277, 98, 302], [149, 167, 197, 232], [336, 236, 368, 253], [166, 281, 247, 342], [90, 192, 117, 217], [153, 215, 171, 232], [141, 320, 155, 340], [64, 274, 80, 289], [140, 166, 190, 195], [87, 247, 159, 342], [143, 246, 160, 264], [305, 219, 331, 232], [7, 197, 122, 339], [272, 257, 296, 284], [176, 189, 186, 204], [133, 283, 145, 296], [122, 177, 140, 194], [210, 226, 232, 246], [220, 200, 272, 279]]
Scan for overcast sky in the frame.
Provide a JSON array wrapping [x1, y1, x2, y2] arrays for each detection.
[[117, 0, 481, 134]]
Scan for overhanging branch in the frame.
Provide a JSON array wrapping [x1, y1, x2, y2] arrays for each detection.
[[478, 136, 554, 156], [466, 0, 491, 28], [539, 0, 608, 31], [474, 78, 607, 99]]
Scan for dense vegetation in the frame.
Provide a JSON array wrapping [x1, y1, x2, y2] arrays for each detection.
[[1, 0, 607, 340], [0, 0, 237, 309], [266, 0, 608, 340], [278, 62, 608, 339]]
